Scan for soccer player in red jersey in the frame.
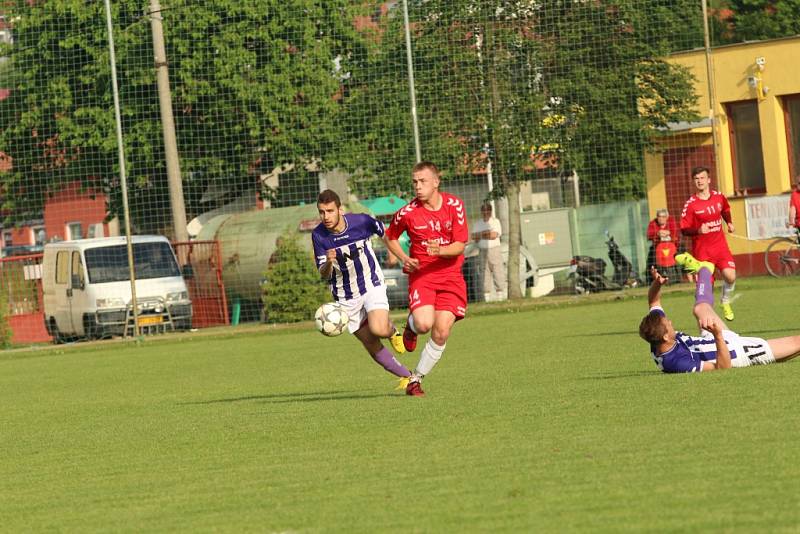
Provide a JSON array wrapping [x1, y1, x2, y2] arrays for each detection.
[[385, 161, 469, 397], [677, 166, 737, 321], [788, 175, 800, 229]]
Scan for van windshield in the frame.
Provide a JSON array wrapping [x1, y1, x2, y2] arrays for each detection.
[[84, 242, 181, 283]]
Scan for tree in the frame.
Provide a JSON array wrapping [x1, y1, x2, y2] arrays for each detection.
[[710, 0, 800, 45], [0, 0, 369, 233], [338, 0, 700, 299]]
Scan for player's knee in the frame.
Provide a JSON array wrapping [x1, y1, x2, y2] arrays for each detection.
[[368, 321, 393, 338], [413, 317, 434, 334], [431, 325, 451, 345]]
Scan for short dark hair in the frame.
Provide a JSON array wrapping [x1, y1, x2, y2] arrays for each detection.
[[480, 203, 492, 213], [317, 189, 341, 207], [412, 161, 440, 176], [639, 312, 667, 344], [691, 166, 710, 178]]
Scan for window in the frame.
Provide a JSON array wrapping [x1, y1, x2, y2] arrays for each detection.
[[32, 226, 45, 246], [2, 231, 11, 247], [726, 100, 766, 194], [55, 251, 70, 284], [784, 95, 800, 181], [71, 251, 85, 286], [84, 242, 180, 283], [67, 222, 83, 240]]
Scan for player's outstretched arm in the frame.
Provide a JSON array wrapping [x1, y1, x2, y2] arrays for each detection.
[[647, 266, 667, 308]]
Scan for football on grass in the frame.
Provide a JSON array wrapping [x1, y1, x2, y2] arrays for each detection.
[[314, 302, 349, 337]]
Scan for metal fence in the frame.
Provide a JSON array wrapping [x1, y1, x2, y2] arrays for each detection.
[[0, 1, 793, 342]]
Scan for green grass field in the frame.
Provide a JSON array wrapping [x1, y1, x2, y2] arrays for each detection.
[[3, 277, 800, 532]]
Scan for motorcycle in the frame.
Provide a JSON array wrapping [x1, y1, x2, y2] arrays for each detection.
[[569, 232, 642, 294]]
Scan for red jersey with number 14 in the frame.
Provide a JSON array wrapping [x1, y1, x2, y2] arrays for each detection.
[[680, 190, 732, 255], [386, 192, 469, 281]]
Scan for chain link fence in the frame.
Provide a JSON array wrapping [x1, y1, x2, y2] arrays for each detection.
[[1, 1, 795, 342]]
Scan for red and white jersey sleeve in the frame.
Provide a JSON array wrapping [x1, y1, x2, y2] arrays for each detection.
[[387, 192, 468, 279]]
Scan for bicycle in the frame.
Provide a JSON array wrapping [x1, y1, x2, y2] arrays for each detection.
[[764, 228, 800, 277]]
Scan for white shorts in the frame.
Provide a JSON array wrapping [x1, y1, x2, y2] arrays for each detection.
[[338, 285, 389, 334], [701, 330, 775, 367]]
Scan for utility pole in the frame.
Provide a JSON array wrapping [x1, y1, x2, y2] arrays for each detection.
[[149, 0, 188, 243]]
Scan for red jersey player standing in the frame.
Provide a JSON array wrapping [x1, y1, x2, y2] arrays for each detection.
[[676, 166, 737, 321], [385, 161, 468, 397]]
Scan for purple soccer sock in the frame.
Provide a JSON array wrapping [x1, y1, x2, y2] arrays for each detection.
[[695, 267, 714, 306], [371, 347, 411, 378]]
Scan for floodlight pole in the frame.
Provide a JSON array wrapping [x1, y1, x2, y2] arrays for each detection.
[[150, 0, 188, 243], [103, 0, 139, 336]]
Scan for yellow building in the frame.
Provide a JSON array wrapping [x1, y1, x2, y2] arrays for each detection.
[[645, 36, 800, 275]]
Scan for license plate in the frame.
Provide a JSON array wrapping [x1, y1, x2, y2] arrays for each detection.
[[137, 316, 163, 326]]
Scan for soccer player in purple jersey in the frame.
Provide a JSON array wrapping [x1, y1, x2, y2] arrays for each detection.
[[312, 190, 409, 386], [639, 256, 800, 373]]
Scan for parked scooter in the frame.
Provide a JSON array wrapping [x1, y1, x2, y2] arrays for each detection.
[[569, 232, 642, 294], [605, 231, 643, 289]]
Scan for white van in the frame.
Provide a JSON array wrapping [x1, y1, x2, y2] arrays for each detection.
[[42, 235, 192, 341]]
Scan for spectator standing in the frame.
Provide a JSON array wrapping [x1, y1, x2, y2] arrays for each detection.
[[472, 203, 506, 301], [646, 208, 680, 281]]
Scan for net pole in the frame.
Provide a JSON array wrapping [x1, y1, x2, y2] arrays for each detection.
[[701, 0, 722, 185], [103, 0, 139, 336], [401, 0, 421, 163]]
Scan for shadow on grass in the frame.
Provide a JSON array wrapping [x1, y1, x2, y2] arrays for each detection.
[[180, 389, 400, 405], [580, 370, 659, 380]]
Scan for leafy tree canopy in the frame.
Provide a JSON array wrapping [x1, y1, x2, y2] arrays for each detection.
[[0, 0, 368, 232]]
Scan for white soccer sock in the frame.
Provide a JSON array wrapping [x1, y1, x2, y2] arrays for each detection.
[[416, 339, 445, 376], [407, 314, 418, 334], [721, 281, 735, 304]]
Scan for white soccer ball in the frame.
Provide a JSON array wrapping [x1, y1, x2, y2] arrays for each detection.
[[314, 302, 349, 337]]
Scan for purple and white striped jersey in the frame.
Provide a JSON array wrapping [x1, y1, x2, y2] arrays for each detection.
[[648, 307, 742, 373], [311, 213, 385, 301]]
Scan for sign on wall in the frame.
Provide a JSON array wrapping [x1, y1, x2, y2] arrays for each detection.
[[745, 194, 792, 239]]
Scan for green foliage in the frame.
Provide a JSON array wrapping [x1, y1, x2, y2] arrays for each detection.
[[261, 232, 329, 323], [338, 0, 701, 203], [0, 0, 369, 230], [711, 0, 800, 44], [0, 291, 10, 349]]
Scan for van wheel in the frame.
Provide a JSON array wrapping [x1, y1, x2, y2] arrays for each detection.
[[49, 318, 65, 344], [83, 315, 99, 340]]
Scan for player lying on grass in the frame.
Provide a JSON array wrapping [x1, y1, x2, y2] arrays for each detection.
[[639, 257, 800, 373], [311, 190, 410, 386]]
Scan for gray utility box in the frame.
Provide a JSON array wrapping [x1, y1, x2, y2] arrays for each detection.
[[519, 208, 574, 268]]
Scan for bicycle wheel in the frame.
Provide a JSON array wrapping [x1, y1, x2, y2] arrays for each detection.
[[764, 238, 800, 277]]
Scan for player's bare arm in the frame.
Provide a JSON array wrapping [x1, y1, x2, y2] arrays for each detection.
[[319, 248, 336, 279], [647, 266, 667, 308], [385, 237, 419, 272], [425, 239, 465, 258]]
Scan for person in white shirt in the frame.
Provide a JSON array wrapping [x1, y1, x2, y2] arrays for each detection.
[[471, 203, 506, 301]]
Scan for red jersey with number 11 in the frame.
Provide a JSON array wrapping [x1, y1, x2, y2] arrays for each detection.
[[386, 192, 469, 281], [680, 190, 732, 255]]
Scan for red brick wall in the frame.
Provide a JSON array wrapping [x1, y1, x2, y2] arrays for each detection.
[[43, 182, 109, 240]]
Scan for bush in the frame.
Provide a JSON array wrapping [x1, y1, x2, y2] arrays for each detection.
[[262, 232, 330, 323]]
